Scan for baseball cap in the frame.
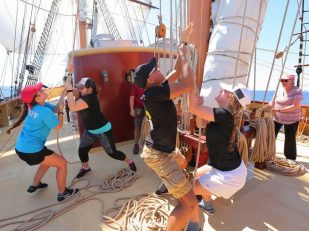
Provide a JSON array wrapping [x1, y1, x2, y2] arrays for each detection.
[[20, 82, 43, 104], [134, 57, 157, 89], [220, 82, 251, 108], [281, 74, 295, 80], [75, 77, 96, 89]]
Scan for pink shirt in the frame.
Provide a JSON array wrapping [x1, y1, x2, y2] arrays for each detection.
[[273, 87, 303, 124]]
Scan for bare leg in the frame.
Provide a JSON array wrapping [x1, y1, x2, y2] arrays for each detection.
[[41, 153, 67, 193], [123, 156, 133, 164], [134, 127, 141, 144], [190, 180, 212, 222], [32, 165, 50, 186], [166, 189, 198, 231]]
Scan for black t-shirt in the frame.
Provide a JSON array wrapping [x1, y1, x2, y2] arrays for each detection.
[[144, 82, 177, 153], [78, 94, 108, 130], [206, 108, 241, 171]]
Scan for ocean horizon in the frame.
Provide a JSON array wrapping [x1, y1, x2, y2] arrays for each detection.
[[1, 86, 308, 105]]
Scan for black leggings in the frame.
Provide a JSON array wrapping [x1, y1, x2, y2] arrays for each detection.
[[274, 121, 299, 160], [78, 129, 126, 163]]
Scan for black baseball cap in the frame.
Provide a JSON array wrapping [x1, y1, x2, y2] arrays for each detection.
[[134, 57, 157, 89], [75, 77, 96, 89]]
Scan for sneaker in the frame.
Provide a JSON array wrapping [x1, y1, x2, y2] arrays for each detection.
[[129, 161, 137, 172], [57, 188, 80, 202], [27, 182, 48, 193], [155, 182, 168, 196], [199, 200, 215, 215], [196, 195, 203, 202], [76, 167, 91, 179], [133, 144, 139, 155]]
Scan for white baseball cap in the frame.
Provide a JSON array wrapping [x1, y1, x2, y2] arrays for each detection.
[[220, 82, 251, 108]]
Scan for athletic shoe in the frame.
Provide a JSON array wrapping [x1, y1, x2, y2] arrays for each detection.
[[129, 161, 137, 172], [27, 182, 48, 193], [57, 188, 79, 202], [133, 144, 139, 155], [76, 167, 91, 179], [155, 182, 168, 195], [196, 195, 203, 202], [199, 200, 215, 215]]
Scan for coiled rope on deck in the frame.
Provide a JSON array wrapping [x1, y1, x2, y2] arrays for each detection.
[[0, 168, 138, 231], [103, 194, 170, 231], [266, 157, 308, 176]]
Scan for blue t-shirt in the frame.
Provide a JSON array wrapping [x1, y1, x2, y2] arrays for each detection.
[[15, 102, 59, 153]]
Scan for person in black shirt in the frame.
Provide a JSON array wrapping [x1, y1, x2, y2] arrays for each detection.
[[187, 82, 251, 230], [134, 23, 198, 231], [64, 77, 136, 178]]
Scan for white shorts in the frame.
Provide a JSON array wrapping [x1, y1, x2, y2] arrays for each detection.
[[198, 161, 247, 199]]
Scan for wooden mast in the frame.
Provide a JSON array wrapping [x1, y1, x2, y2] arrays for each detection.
[[188, 0, 212, 91], [77, 0, 87, 49]]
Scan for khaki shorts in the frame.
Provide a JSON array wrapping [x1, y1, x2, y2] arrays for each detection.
[[141, 146, 192, 199]]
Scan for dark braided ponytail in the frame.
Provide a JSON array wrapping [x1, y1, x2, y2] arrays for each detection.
[[227, 93, 243, 152], [6, 99, 37, 134]]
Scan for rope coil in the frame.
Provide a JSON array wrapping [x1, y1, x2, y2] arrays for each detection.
[[103, 194, 170, 231], [266, 157, 308, 176]]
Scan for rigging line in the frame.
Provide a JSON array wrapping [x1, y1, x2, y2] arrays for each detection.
[[233, 0, 248, 86], [272, 0, 302, 102], [15, 0, 36, 93], [91, 0, 98, 43], [12, 0, 20, 93], [255, 57, 309, 75], [132, 2, 144, 45], [139, 4, 151, 45], [263, 0, 290, 104], [121, 0, 139, 44], [256, 47, 300, 56], [32, 0, 43, 26], [20, 0, 76, 17], [246, 0, 264, 88], [68, 0, 79, 69], [170, 0, 173, 68], [254, 47, 257, 100], [110, 10, 177, 34], [0, 53, 9, 94], [174, 0, 178, 45], [301, 32, 307, 89], [13, 2, 28, 96]]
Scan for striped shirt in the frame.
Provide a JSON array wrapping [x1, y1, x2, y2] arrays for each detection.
[[273, 87, 303, 124]]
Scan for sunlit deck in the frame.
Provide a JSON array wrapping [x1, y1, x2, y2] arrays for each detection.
[[0, 120, 308, 231]]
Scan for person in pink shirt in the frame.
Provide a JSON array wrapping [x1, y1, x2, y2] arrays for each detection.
[[270, 74, 303, 160], [130, 82, 145, 154]]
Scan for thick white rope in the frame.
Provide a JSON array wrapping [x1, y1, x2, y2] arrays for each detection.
[[266, 157, 308, 176]]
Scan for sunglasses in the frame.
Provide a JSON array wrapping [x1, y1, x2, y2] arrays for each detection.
[[280, 79, 289, 83]]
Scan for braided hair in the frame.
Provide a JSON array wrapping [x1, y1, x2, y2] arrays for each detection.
[[226, 93, 243, 152], [6, 98, 37, 134]]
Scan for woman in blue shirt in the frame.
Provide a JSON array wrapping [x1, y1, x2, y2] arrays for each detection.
[[7, 83, 79, 202]]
